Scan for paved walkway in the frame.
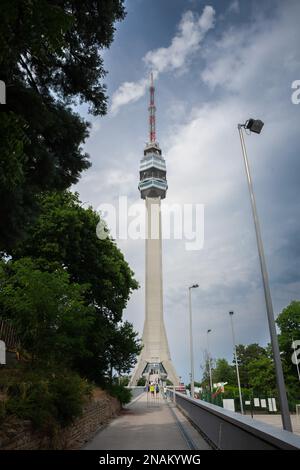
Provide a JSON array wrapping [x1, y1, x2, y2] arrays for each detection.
[[253, 414, 300, 435], [84, 393, 211, 450]]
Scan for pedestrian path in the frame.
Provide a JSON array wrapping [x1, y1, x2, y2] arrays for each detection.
[[84, 393, 211, 450], [253, 414, 300, 435]]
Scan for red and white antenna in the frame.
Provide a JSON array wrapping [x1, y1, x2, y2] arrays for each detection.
[[149, 72, 156, 143]]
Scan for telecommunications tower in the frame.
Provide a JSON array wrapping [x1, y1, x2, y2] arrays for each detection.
[[130, 74, 179, 386]]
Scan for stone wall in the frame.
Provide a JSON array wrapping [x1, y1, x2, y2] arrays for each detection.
[[0, 391, 121, 450]]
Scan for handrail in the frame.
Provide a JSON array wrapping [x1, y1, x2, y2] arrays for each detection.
[[166, 389, 300, 450]]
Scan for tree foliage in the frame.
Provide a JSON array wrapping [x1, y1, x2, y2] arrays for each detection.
[[200, 350, 214, 389], [13, 191, 138, 323], [109, 321, 142, 375], [1, 0, 126, 114], [277, 301, 300, 354], [247, 355, 276, 395], [213, 358, 235, 385], [234, 343, 267, 389], [0, 0, 126, 251], [276, 301, 300, 402], [200, 345, 277, 396], [2, 191, 140, 384], [0, 258, 94, 365]]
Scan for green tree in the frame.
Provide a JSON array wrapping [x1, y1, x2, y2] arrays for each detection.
[[0, 0, 125, 114], [200, 350, 215, 389], [276, 301, 300, 358], [0, 113, 32, 251], [247, 356, 276, 395], [234, 343, 267, 388], [213, 358, 235, 385], [109, 321, 142, 377], [0, 258, 94, 366], [276, 301, 300, 404], [13, 191, 138, 323], [186, 381, 202, 391], [10, 192, 140, 383], [0, 0, 126, 250]]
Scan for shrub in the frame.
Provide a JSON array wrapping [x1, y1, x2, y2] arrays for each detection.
[[5, 367, 91, 430], [0, 400, 6, 423], [51, 372, 91, 427], [137, 377, 146, 386], [109, 384, 132, 405]]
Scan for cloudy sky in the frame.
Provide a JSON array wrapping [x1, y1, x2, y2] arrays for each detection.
[[74, 0, 300, 383]]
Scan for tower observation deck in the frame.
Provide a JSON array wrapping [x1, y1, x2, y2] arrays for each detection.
[[138, 73, 167, 200]]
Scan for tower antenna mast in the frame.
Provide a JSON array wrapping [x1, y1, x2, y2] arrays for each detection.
[[149, 72, 156, 143]]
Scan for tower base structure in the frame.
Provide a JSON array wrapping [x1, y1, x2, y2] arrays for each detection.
[[130, 358, 179, 386]]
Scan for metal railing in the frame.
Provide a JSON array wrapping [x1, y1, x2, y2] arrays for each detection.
[[167, 389, 300, 450], [126, 386, 145, 402]]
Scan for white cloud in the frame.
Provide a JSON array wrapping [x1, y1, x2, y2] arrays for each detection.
[[110, 77, 148, 115], [144, 7, 215, 73], [74, 168, 135, 199], [201, 3, 300, 94], [110, 6, 215, 115]]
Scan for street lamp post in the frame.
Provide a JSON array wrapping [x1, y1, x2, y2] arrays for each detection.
[[229, 311, 244, 415], [207, 329, 213, 393], [189, 284, 199, 399], [237, 120, 292, 431]]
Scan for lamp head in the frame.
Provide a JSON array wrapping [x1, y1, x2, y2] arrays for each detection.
[[229, 311, 234, 316], [245, 118, 264, 134], [189, 284, 199, 289], [207, 329, 212, 334]]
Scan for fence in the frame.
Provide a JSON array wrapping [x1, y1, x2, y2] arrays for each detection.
[[0, 319, 20, 351]]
